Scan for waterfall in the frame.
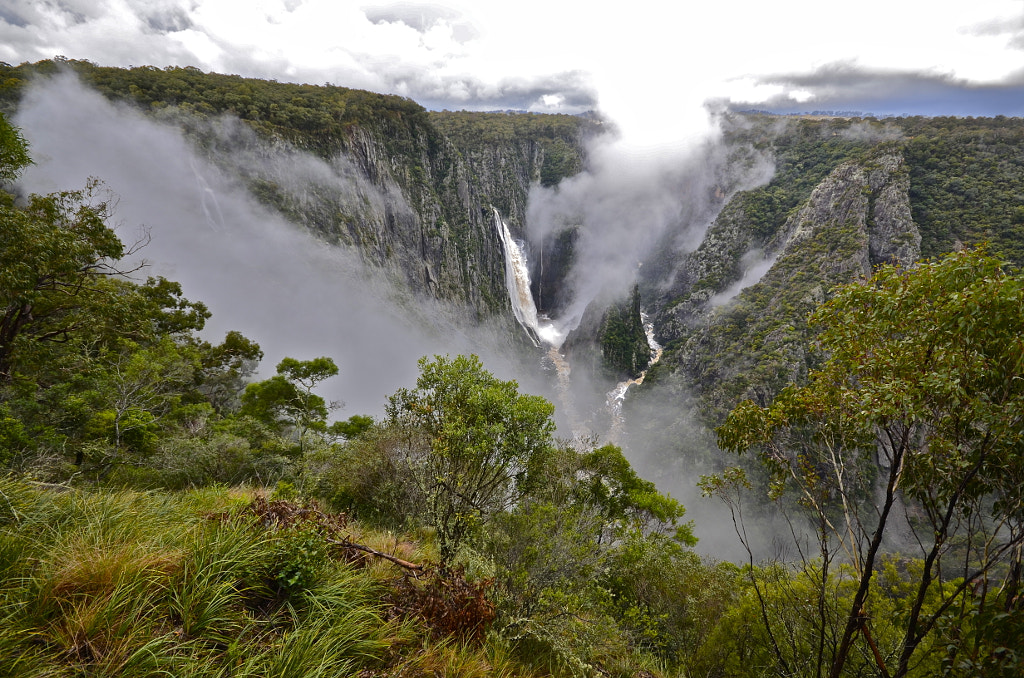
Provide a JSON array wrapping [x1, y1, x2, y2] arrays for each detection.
[[606, 312, 663, 442], [493, 208, 564, 347]]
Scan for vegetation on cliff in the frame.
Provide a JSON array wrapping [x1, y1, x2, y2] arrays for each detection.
[[711, 246, 1024, 678], [599, 285, 651, 380], [633, 113, 1024, 472], [0, 116, 710, 676], [4, 61, 1024, 676]]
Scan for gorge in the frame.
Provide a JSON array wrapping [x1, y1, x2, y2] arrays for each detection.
[[4, 58, 1024, 677], [5, 58, 1024, 515]]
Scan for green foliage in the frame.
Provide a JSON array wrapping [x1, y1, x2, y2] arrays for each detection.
[[0, 176, 125, 380], [385, 354, 556, 561], [430, 110, 597, 187], [578, 444, 694, 545], [327, 413, 374, 440], [599, 285, 650, 379], [195, 329, 264, 414], [0, 112, 29, 184], [272, 521, 331, 593], [721, 115, 877, 244], [305, 424, 425, 528], [651, 114, 1024, 474], [901, 115, 1024, 264], [715, 247, 1024, 678], [477, 440, 703, 675], [240, 356, 338, 453], [0, 481, 398, 678], [0, 59, 428, 157], [0, 122, 293, 482]]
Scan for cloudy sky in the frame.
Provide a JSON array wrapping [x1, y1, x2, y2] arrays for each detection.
[[3, 0, 1024, 142]]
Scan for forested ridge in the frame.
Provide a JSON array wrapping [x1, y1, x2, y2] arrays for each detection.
[[1, 60, 1024, 677]]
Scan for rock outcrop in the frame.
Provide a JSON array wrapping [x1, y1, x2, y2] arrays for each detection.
[[636, 147, 921, 443]]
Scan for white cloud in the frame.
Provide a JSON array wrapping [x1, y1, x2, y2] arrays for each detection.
[[4, 1, 1020, 130]]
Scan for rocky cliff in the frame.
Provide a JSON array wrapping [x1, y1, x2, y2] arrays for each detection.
[[628, 139, 921, 469], [5, 63, 1023, 466], [0, 60, 600, 330]]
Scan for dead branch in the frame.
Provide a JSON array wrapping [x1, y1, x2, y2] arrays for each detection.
[[328, 538, 423, 571]]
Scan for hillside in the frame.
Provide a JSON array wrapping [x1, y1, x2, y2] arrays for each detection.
[[626, 113, 1024, 474], [4, 60, 1024, 470], [2, 61, 1024, 677]]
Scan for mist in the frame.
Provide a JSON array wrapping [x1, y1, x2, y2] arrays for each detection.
[[709, 249, 777, 307], [12, 74, 544, 418], [11, 73, 788, 561], [526, 113, 775, 336]]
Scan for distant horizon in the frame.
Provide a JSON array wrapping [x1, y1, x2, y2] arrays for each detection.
[[4, 0, 1024, 149], [8, 54, 1024, 124]]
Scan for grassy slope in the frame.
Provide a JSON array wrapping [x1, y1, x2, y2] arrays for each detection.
[[0, 479, 537, 678]]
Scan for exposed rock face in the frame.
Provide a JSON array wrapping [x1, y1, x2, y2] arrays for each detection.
[[638, 148, 921, 432], [866, 153, 920, 266], [342, 124, 508, 316], [771, 150, 919, 270], [189, 110, 596, 325]]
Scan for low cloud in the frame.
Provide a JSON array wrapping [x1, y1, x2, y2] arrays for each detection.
[[526, 122, 775, 336], [709, 249, 777, 307], [362, 2, 474, 40], [963, 12, 1024, 49], [409, 70, 596, 112], [12, 74, 550, 417]]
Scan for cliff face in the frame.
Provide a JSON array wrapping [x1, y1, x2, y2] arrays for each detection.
[[8, 62, 1018, 462], [629, 145, 920, 466], [333, 114, 597, 318], [0, 61, 598, 328], [209, 112, 595, 321]]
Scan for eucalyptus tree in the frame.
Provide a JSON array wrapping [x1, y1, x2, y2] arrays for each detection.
[[385, 354, 556, 562], [240, 356, 339, 453], [713, 247, 1024, 678]]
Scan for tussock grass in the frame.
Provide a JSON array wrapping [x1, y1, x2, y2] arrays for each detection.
[[0, 479, 410, 678], [0, 478, 579, 678], [388, 635, 541, 678]]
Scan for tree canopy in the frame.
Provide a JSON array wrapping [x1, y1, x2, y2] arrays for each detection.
[[385, 354, 556, 561], [714, 246, 1024, 677]]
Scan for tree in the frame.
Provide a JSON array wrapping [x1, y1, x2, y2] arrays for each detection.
[[714, 247, 1024, 677], [0, 110, 153, 381], [385, 354, 556, 561], [577, 443, 694, 546], [195, 330, 264, 414], [240, 356, 339, 452], [0, 113, 30, 184], [0, 114, 275, 483]]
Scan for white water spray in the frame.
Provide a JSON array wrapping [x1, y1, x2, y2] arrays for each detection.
[[493, 208, 564, 347]]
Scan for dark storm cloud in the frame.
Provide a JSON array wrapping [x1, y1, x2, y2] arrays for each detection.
[[732, 62, 1024, 117]]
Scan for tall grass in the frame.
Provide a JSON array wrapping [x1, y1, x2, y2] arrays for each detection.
[[1, 478, 608, 677], [0, 480, 402, 678]]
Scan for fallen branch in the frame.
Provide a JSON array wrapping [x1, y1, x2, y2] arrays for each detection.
[[328, 537, 423, 572]]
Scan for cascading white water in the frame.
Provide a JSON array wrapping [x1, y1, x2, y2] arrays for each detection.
[[606, 311, 663, 441], [494, 207, 661, 442], [493, 208, 564, 347]]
